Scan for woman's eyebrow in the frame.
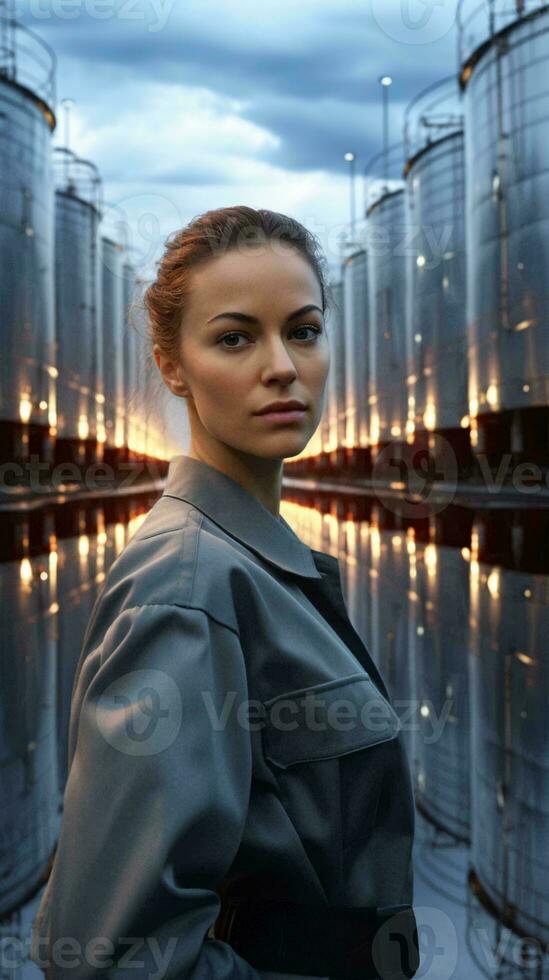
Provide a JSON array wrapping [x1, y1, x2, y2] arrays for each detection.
[[207, 304, 324, 325]]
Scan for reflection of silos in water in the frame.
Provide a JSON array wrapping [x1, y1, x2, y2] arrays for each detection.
[[468, 514, 549, 953], [0, 517, 59, 915], [404, 76, 469, 469], [53, 150, 102, 469], [55, 507, 99, 794], [459, 3, 549, 459], [0, 8, 56, 465], [367, 190, 407, 452], [342, 250, 369, 473], [365, 516, 414, 764], [413, 543, 471, 846]]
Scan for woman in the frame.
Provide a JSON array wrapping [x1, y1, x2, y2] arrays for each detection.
[[30, 206, 419, 980]]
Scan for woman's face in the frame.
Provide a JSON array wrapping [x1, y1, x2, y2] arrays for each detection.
[[162, 240, 330, 462]]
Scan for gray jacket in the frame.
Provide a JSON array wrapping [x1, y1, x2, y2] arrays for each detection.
[[29, 454, 416, 980]]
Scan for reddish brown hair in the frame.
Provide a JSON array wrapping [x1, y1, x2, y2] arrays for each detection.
[[142, 205, 332, 363]]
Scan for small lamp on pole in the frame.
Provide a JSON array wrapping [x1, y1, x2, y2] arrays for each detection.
[[378, 75, 392, 186], [61, 97, 74, 188]]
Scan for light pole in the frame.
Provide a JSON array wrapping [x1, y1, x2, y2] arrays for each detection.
[[61, 97, 74, 150], [61, 97, 74, 187], [344, 151, 356, 242], [378, 75, 392, 186]]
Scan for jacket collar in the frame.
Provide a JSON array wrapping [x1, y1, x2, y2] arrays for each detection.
[[162, 455, 322, 580]]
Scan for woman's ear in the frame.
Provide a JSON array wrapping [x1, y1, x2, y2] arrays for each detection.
[[153, 344, 191, 399]]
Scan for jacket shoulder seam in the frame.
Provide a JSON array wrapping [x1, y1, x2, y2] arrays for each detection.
[[113, 601, 241, 641], [133, 525, 187, 542], [133, 495, 193, 542]]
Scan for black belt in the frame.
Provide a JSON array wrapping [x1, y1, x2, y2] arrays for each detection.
[[213, 896, 420, 979]]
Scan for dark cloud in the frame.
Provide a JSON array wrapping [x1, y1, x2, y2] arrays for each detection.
[[18, 0, 458, 178]]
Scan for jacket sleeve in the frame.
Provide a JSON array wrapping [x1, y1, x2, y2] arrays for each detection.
[[29, 602, 263, 980]]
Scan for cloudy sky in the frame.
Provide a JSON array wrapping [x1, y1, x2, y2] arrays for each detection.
[[17, 0, 461, 281]]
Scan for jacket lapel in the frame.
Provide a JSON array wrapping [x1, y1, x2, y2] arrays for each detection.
[[301, 549, 392, 703]]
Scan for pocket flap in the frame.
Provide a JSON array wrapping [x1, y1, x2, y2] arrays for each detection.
[[261, 671, 401, 770]]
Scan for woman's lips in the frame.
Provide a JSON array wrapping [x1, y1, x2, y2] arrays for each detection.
[[254, 409, 307, 423]]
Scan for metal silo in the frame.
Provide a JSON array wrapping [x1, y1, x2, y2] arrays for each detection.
[[53, 149, 102, 469], [130, 275, 154, 462], [363, 142, 407, 461], [342, 249, 370, 474], [316, 279, 334, 471], [458, 1, 549, 461], [118, 274, 189, 466], [0, 5, 56, 466], [127, 274, 166, 467], [367, 190, 407, 452], [99, 235, 124, 471], [325, 279, 347, 472], [404, 76, 470, 469], [122, 258, 140, 462], [136, 270, 188, 465], [123, 274, 149, 460]]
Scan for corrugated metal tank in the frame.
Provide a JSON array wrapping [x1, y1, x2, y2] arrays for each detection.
[[342, 250, 370, 471], [404, 77, 469, 465], [133, 275, 156, 461], [0, 12, 56, 465], [53, 150, 102, 468], [460, 3, 549, 457], [99, 236, 124, 469], [126, 274, 148, 459], [122, 259, 139, 460], [325, 279, 346, 470], [128, 275, 188, 464], [367, 189, 407, 447]]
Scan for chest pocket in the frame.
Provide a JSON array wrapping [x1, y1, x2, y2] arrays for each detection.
[[261, 671, 401, 769]]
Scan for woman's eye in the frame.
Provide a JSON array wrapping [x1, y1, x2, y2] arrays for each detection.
[[217, 325, 322, 349], [218, 332, 247, 349], [293, 324, 323, 341]]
